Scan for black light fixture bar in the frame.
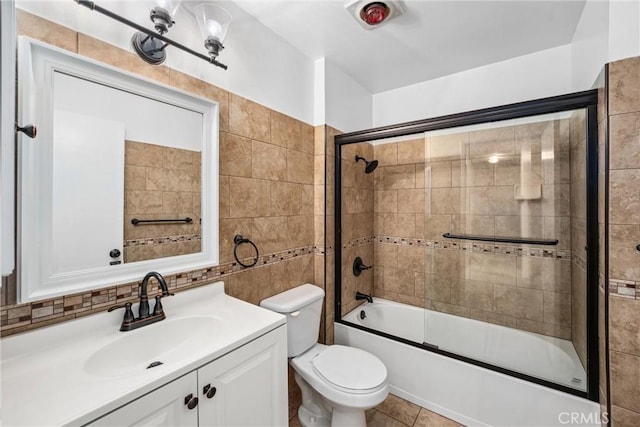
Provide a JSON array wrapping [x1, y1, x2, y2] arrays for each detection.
[[75, 0, 228, 70]]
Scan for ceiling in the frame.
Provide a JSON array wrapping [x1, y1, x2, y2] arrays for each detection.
[[233, 0, 586, 94]]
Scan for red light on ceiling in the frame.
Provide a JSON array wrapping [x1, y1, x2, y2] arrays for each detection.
[[360, 2, 390, 26]]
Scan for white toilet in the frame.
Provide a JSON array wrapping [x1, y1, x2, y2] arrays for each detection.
[[260, 284, 388, 427]]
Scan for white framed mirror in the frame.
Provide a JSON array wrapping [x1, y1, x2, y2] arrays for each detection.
[[18, 37, 219, 302]]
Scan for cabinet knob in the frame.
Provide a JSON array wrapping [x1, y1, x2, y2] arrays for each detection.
[[184, 394, 198, 410], [203, 384, 217, 399]]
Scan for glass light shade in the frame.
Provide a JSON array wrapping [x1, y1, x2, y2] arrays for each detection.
[[194, 3, 232, 42], [155, 0, 181, 17]]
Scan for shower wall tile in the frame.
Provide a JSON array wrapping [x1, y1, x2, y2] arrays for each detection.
[[468, 126, 515, 158], [428, 161, 452, 188], [453, 159, 495, 187], [374, 143, 398, 166], [397, 138, 425, 165], [426, 134, 466, 161], [383, 165, 416, 189], [397, 189, 425, 214], [494, 285, 544, 322]]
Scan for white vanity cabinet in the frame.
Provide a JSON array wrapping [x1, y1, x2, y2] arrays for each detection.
[[86, 373, 199, 427], [198, 324, 288, 427], [86, 326, 287, 427]]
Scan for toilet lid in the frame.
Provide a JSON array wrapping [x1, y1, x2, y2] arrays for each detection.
[[312, 346, 387, 391]]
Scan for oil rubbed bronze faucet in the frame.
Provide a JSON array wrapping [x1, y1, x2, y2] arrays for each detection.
[[108, 271, 174, 331]]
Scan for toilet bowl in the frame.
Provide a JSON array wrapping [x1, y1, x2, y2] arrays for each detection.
[[260, 284, 388, 427]]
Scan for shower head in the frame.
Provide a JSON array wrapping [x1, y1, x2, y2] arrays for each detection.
[[355, 155, 378, 174]]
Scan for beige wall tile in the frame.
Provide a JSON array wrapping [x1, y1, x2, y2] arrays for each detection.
[[374, 143, 398, 166], [271, 182, 302, 216], [469, 126, 515, 158], [397, 139, 425, 165], [169, 70, 229, 132], [611, 350, 640, 413], [125, 190, 163, 214], [220, 132, 252, 177], [17, 10, 77, 52], [467, 187, 495, 215], [124, 165, 146, 191], [219, 175, 230, 219], [609, 225, 640, 281], [427, 162, 452, 188], [431, 188, 462, 215], [374, 244, 398, 268], [465, 253, 516, 286], [610, 296, 640, 356], [271, 111, 300, 149], [288, 215, 314, 248], [397, 189, 425, 214], [300, 124, 315, 155], [287, 150, 314, 184], [610, 113, 640, 170], [252, 216, 289, 254], [494, 285, 543, 322], [609, 57, 640, 115], [516, 257, 571, 293], [126, 141, 164, 167], [397, 246, 425, 272], [610, 169, 640, 224], [383, 213, 415, 237], [612, 405, 640, 427], [229, 177, 270, 218], [219, 218, 253, 262], [227, 265, 273, 306], [229, 94, 270, 142], [495, 215, 543, 239], [374, 190, 398, 213], [383, 165, 415, 189], [426, 133, 466, 161], [383, 267, 416, 296], [252, 141, 287, 181], [451, 214, 494, 235], [452, 159, 495, 187], [543, 291, 571, 327], [78, 34, 170, 84]]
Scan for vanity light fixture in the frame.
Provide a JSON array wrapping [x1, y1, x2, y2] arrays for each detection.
[[75, 0, 230, 70]]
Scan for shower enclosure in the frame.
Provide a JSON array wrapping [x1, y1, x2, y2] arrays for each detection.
[[335, 91, 599, 401]]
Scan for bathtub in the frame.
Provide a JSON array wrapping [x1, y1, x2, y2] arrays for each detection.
[[336, 298, 600, 427]]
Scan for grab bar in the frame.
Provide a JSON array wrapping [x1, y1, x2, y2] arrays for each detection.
[[442, 232, 558, 246], [131, 217, 192, 225]]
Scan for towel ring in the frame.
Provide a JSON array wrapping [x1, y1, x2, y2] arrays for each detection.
[[233, 235, 259, 268]]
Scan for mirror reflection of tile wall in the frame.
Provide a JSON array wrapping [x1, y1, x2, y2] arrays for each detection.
[[123, 141, 202, 263]]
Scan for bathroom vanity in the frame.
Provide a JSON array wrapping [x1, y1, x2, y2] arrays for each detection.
[[0, 282, 288, 426]]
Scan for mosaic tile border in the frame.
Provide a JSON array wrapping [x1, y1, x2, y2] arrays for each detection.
[[609, 279, 640, 299], [0, 244, 318, 336], [124, 234, 202, 248], [370, 235, 573, 260]]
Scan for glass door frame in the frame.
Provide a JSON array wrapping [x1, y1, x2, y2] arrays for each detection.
[[334, 89, 600, 401]]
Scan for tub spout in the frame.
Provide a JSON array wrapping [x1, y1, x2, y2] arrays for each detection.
[[356, 292, 373, 304]]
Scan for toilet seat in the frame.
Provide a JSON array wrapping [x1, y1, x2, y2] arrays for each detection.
[[312, 345, 387, 394]]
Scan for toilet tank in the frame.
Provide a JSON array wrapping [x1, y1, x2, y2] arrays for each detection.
[[260, 284, 325, 357]]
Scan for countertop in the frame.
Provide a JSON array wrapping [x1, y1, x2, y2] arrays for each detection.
[[0, 282, 286, 426]]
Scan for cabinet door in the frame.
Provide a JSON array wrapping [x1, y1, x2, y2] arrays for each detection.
[[198, 326, 288, 427], [87, 372, 198, 426]]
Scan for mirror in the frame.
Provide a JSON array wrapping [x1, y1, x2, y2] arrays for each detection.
[[18, 37, 219, 302]]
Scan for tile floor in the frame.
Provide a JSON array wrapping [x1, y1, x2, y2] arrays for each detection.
[[289, 393, 464, 427]]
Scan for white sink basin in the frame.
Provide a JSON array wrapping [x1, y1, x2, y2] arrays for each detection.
[[84, 316, 221, 378]]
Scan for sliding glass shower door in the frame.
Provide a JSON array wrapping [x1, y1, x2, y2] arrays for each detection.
[[421, 110, 588, 391]]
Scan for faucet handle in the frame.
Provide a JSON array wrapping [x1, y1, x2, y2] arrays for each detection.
[[108, 302, 135, 327], [152, 295, 165, 317]]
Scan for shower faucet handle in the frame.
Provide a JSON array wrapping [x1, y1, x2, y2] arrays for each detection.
[[353, 257, 371, 276]]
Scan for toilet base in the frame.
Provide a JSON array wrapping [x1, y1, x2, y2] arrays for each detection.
[[295, 372, 370, 427]]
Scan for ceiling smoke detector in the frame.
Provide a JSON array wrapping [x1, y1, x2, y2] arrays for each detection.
[[345, 0, 404, 30]]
